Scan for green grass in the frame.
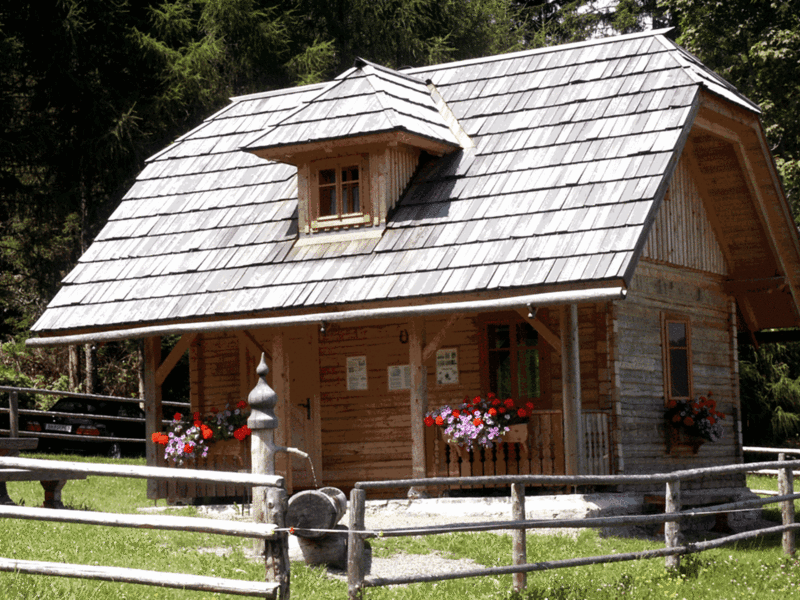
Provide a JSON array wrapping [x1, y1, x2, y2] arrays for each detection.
[[1, 458, 799, 599]]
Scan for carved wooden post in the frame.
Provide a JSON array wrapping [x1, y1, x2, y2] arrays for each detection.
[[664, 478, 681, 570], [0, 390, 20, 504], [561, 304, 583, 478], [511, 482, 527, 592], [248, 353, 290, 599], [778, 453, 796, 556]]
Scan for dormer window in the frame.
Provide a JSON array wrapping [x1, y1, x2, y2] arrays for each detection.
[[309, 155, 371, 231], [320, 165, 359, 215]]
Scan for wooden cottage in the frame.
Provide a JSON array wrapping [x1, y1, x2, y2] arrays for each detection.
[[29, 29, 800, 501]]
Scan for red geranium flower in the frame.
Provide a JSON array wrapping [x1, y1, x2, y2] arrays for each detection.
[[193, 411, 201, 421], [488, 408, 497, 416], [233, 425, 252, 441], [526, 401, 534, 410], [424, 415, 434, 427], [683, 417, 694, 427], [173, 412, 183, 421], [517, 408, 528, 418], [201, 424, 213, 440], [473, 418, 483, 427], [236, 400, 248, 409], [491, 398, 502, 406], [452, 410, 461, 418], [184, 443, 194, 454], [472, 396, 481, 405], [193, 420, 202, 428], [435, 416, 444, 426], [504, 398, 515, 408]]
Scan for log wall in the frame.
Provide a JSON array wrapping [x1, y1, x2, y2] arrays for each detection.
[[615, 260, 742, 492]]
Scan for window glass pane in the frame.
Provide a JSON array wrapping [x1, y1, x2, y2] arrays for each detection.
[[516, 322, 538, 347], [517, 348, 540, 398], [669, 348, 689, 397], [351, 184, 360, 212], [319, 186, 336, 215], [668, 322, 686, 347], [489, 350, 511, 399], [342, 166, 358, 182], [319, 168, 336, 185], [488, 325, 510, 349]]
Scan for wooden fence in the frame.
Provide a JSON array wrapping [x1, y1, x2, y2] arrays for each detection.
[[346, 457, 800, 599], [0, 455, 283, 598], [0, 385, 187, 449]]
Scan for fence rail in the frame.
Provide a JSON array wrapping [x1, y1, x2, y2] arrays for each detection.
[[0, 455, 283, 598], [0, 385, 189, 447], [346, 457, 800, 599]]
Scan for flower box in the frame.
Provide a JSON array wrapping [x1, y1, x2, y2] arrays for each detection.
[[666, 426, 705, 456], [503, 423, 528, 444]]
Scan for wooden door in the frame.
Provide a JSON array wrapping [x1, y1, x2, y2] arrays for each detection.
[[287, 328, 322, 490]]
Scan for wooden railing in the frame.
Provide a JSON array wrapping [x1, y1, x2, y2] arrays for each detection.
[[429, 410, 613, 486], [346, 457, 800, 599], [0, 455, 282, 598]]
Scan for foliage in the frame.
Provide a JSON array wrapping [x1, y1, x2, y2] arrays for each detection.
[[739, 341, 800, 447], [665, 0, 800, 218], [664, 392, 726, 442], [424, 393, 534, 450], [153, 401, 251, 464]]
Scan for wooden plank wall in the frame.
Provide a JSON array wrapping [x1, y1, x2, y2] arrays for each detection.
[[642, 155, 727, 275], [615, 260, 742, 493]]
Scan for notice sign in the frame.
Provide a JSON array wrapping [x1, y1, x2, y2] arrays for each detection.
[[388, 365, 412, 391], [436, 348, 459, 385], [347, 356, 368, 391]]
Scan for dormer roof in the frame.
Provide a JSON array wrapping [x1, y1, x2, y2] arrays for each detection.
[[246, 58, 462, 162]]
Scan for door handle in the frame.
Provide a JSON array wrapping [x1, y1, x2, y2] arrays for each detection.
[[299, 398, 311, 420]]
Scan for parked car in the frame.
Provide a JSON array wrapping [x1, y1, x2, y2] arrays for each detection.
[[22, 398, 145, 458]]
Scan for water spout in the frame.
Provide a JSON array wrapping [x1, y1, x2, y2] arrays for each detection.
[[274, 445, 318, 488]]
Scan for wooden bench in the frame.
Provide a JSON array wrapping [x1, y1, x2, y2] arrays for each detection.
[[0, 438, 87, 509]]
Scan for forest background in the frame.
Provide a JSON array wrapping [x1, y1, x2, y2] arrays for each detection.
[[2, 0, 800, 447]]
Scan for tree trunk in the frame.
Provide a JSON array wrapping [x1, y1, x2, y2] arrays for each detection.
[[68, 345, 80, 391], [84, 343, 96, 394]]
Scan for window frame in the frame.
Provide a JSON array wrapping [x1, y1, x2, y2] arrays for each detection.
[[662, 314, 693, 404], [309, 154, 371, 231], [478, 313, 548, 405]]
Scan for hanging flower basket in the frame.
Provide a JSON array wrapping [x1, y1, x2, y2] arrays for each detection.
[[425, 393, 533, 450], [666, 426, 705, 455], [664, 392, 724, 455]]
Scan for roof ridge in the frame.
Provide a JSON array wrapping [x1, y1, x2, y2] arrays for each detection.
[[404, 27, 675, 76]]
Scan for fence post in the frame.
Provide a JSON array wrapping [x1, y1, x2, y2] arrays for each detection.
[[778, 452, 796, 556], [511, 482, 527, 592], [9, 390, 18, 438], [248, 354, 290, 599], [664, 478, 681, 570], [348, 487, 366, 600]]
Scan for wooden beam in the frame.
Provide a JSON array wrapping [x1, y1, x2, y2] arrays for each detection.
[[560, 305, 583, 477], [515, 308, 562, 354], [724, 276, 786, 295], [236, 330, 270, 360], [155, 333, 196, 387], [409, 317, 428, 493], [422, 314, 460, 362], [143, 336, 162, 500], [271, 332, 291, 494], [28, 287, 628, 347]]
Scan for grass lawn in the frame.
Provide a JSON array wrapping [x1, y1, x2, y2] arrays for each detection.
[[0, 453, 798, 599]]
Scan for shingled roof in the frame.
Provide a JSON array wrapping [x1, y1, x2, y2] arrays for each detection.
[[31, 29, 784, 337]]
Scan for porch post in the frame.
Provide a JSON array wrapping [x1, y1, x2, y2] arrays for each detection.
[[143, 336, 163, 499], [409, 317, 428, 497], [561, 304, 583, 476]]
